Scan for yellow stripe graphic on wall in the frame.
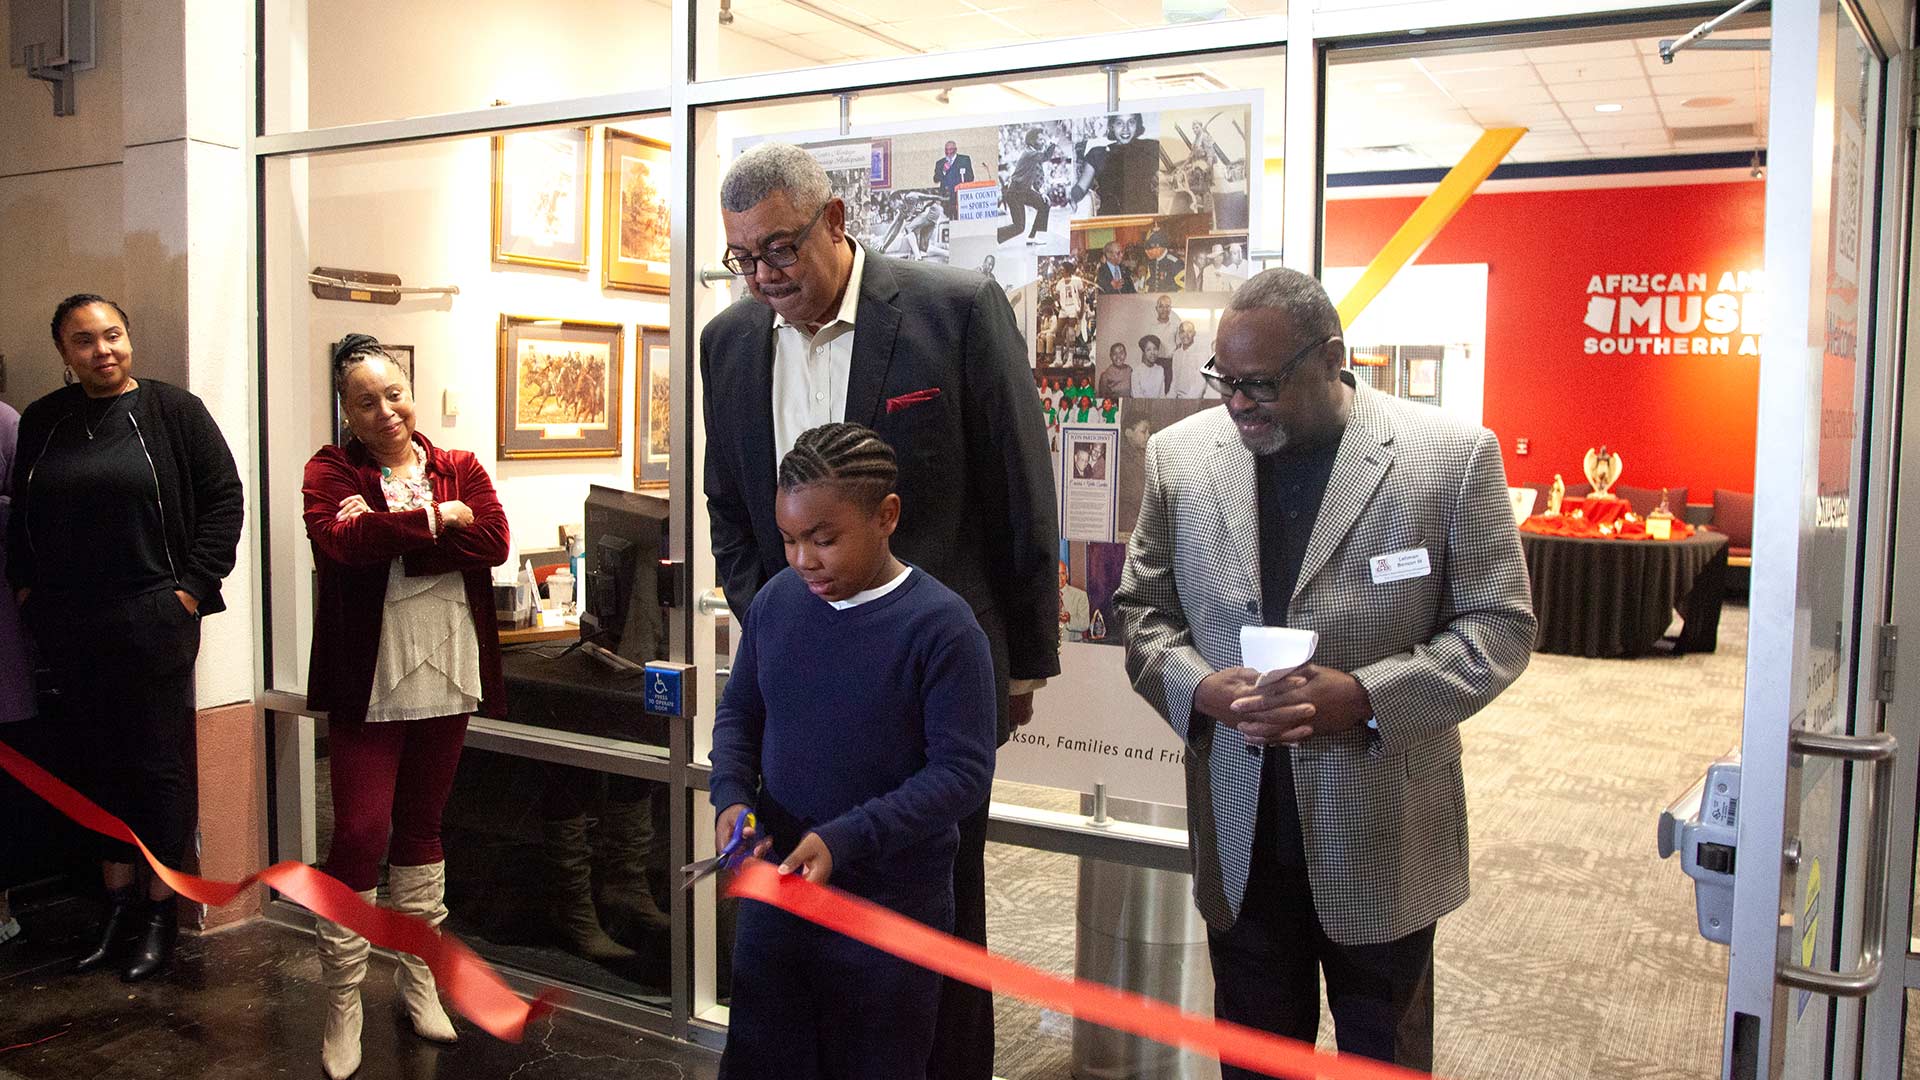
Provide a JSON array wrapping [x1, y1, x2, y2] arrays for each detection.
[[1335, 126, 1527, 328]]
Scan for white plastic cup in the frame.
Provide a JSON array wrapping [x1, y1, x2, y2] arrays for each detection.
[[1239, 626, 1318, 685], [548, 570, 575, 608]]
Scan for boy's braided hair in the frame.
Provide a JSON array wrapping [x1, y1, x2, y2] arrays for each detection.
[[777, 422, 898, 511]]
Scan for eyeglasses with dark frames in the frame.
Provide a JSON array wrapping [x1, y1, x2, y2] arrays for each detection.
[[1201, 336, 1333, 403], [721, 200, 831, 276]]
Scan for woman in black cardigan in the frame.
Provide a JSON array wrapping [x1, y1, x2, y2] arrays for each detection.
[[5, 294, 244, 982]]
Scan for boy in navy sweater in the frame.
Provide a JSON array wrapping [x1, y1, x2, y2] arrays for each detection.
[[709, 422, 997, 1080]]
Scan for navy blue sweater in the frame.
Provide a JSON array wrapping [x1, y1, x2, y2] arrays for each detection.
[[709, 566, 996, 897]]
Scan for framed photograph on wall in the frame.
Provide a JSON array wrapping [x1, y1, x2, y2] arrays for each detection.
[[602, 130, 671, 293], [330, 342, 413, 447], [635, 325, 671, 487], [492, 128, 590, 270], [497, 315, 623, 459]]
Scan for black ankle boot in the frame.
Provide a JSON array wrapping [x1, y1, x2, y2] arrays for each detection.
[[121, 899, 177, 983], [73, 886, 137, 974]]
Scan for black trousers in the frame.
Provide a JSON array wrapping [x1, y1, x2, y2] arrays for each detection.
[[927, 798, 993, 1080], [1207, 754, 1436, 1075], [24, 589, 201, 869], [0, 712, 78, 890], [997, 187, 1050, 243], [723, 888, 948, 1080]]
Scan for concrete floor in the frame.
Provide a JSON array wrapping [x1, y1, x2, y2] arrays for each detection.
[[0, 890, 718, 1080]]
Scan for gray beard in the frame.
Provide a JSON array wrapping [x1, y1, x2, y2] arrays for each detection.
[[1240, 424, 1291, 456]]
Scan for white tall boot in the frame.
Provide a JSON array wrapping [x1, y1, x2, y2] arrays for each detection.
[[316, 889, 378, 1080], [385, 861, 459, 1043]]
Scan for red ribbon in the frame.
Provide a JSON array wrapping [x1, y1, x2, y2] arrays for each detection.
[[728, 860, 1434, 1080], [0, 738, 561, 1041]]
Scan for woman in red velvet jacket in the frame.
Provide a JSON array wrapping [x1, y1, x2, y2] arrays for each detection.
[[300, 334, 508, 1080]]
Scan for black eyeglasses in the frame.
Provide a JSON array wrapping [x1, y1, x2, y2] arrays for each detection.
[[721, 200, 830, 276], [1201, 336, 1331, 403]]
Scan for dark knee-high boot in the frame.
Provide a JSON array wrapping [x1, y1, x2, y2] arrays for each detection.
[[72, 885, 137, 974]]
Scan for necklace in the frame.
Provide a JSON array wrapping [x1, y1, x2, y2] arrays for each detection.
[[82, 393, 124, 440]]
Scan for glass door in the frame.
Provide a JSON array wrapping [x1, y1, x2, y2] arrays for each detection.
[[1722, 2, 1900, 1077]]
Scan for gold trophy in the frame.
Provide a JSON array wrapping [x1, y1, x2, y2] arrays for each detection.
[[1646, 487, 1676, 540], [1583, 445, 1624, 500]]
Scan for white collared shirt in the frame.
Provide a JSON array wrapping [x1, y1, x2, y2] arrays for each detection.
[[827, 563, 913, 610], [772, 241, 868, 463]]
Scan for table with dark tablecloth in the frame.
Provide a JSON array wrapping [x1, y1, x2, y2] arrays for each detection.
[[1520, 529, 1730, 658]]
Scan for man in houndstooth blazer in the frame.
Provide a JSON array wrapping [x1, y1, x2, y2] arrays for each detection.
[[1115, 268, 1534, 1072]]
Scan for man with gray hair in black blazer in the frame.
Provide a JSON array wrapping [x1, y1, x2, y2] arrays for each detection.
[[1116, 267, 1535, 1073], [700, 141, 1060, 1080]]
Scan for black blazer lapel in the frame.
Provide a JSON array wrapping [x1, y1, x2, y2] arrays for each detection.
[[844, 251, 905, 428], [737, 303, 780, 527]]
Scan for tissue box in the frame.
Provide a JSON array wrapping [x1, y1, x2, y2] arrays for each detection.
[[493, 583, 531, 628]]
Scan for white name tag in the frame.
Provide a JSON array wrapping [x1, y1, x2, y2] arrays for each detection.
[[1369, 547, 1432, 585]]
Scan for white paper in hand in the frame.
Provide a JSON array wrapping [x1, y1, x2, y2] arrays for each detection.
[[1240, 626, 1318, 686]]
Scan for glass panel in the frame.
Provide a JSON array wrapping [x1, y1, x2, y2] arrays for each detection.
[[262, 0, 673, 134], [1325, 23, 1769, 176], [262, 116, 676, 706], [697, 0, 1284, 81], [692, 47, 1282, 816], [312, 740, 675, 1004], [1323, 25, 1769, 482], [1783, 4, 1879, 1070]]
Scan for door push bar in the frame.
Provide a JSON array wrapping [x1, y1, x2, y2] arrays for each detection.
[[1775, 729, 1898, 998]]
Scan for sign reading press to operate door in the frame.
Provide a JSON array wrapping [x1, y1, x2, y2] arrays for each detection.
[[1581, 269, 1765, 357]]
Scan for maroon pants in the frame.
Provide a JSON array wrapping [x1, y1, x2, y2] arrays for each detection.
[[321, 714, 468, 892]]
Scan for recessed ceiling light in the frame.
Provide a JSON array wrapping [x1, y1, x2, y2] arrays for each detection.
[[1375, 82, 1405, 94], [1593, 103, 1624, 113], [1683, 95, 1736, 109]]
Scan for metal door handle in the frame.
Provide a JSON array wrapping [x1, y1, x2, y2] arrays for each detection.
[[1775, 729, 1897, 997], [696, 588, 729, 617]]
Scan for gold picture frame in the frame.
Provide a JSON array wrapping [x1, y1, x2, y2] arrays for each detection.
[[602, 130, 671, 293], [497, 315, 624, 459], [492, 128, 591, 271], [634, 325, 671, 487]]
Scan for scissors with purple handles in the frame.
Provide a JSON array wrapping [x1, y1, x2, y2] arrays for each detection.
[[681, 811, 757, 889]]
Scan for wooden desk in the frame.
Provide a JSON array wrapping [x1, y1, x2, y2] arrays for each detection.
[[498, 621, 579, 645]]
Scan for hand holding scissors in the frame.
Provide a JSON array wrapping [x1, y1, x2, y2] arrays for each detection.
[[682, 804, 770, 889]]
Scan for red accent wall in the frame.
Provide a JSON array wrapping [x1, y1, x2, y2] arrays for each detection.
[[1324, 181, 1765, 501]]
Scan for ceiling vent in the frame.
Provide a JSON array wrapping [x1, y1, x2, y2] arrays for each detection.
[[1670, 122, 1758, 142]]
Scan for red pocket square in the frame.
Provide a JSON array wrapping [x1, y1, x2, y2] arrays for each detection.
[[886, 388, 942, 414]]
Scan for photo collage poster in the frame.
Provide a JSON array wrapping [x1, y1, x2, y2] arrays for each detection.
[[748, 92, 1260, 650]]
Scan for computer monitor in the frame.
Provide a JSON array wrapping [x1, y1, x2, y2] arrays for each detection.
[[582, 485, 669, 667]]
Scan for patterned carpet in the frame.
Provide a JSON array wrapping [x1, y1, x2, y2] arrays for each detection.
[[984, 607, 1749, 1080]]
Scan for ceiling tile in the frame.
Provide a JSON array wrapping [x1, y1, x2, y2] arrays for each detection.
[[1428, 66, 1543, 93], [1410, 49, 1533, 73], [1012, 1, 1131, 36], [1090, 0, 1166, 26], [1571, 112, 1668, 134], [1466, 105, 1574, 127], [1523, 40, 1640, 64], [1651, 70, 1757, 96], [1450, 84, 1556, 107], [1532, 57, 1647, 84], [1656, 89, 1760, 112], [888, 12, 1023, 50], [1548, 77, 1654, 105]]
